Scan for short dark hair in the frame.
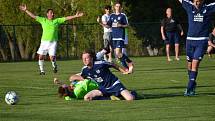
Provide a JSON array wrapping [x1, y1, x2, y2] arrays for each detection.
[[104, 5, 111, 10], [58, 86, 74, 98], [46, 9, 54, 13], [82, 49, 96, 60]]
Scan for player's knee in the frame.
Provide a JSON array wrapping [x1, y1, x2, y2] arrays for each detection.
[[126, 95, 134, 101]]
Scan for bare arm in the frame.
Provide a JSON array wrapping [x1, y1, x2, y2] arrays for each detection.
[[19, 4, 36, 19], [112, 63, 129, 74], [160, 26, 166, 40], [96, 16, 111, 28], [65, 12, 84, 21], [177, 24, 184, 36], [178, 0, 182, 3], [117, 23, 128, 28], [69, 74, 84, 82]]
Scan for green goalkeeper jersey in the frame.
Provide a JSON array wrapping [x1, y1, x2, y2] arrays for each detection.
[[73, 79, 99, 99], [36, 16, 66, 41]]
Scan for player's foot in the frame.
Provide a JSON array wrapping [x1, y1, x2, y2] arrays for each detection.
[[184, 89, 196, 96], [175, 57, 180, 61], [53, 66, 58, 73], [167, 58, 172, 62], [130, 90, 137, 99], [53, 78, 61, 85], [208, 54, 212, 58], [110, 95, 121, 100], [40, 71, 45, 75]]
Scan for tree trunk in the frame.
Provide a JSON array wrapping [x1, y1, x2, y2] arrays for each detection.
[[0, 46, 8, 61]]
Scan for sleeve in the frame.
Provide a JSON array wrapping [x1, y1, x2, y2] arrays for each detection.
[[124, 13, 129, 25], [80, 67, 87, 78], [207, 2, 215, 13], [181, 0, 193, 12], [101, 15, 106, 22], [161, 19, 165, 26], [35, 16, 45, 23], [55, 17, 66, 24], [121, 14, 128, 25], [107, 15, 112, 26], [103, 61, 114, 68], [209, 33, 213, 41]]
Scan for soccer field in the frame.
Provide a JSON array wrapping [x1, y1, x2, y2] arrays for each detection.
[[0, 56, 215, 121]]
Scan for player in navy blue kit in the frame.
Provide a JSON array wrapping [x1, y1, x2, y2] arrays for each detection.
[[107, 1, 130, 69], [178, 0, 215, 96], [80, 50, 134, 101]]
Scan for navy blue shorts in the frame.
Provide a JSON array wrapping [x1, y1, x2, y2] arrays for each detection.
[[112, 40, 125, 49], [99, 82, 126, 97], [165, 32, 180, 44], [186, 40, 208, 62]]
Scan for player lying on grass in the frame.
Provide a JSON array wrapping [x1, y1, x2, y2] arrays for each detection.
[[54, 75, 101, 100]]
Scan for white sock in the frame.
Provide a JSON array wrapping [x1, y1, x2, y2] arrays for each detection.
[[122, 48, 127, 56], [96, 49, 106, 60], [38, 60, 44, 72], [51, 61, 57, 68]]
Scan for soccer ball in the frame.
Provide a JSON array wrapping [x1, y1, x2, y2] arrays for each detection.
[[5, 91, 19, 105]]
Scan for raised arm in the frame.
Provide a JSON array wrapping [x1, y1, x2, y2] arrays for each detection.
[[19, 4, 36, 19], [65, 12, 84, 21]]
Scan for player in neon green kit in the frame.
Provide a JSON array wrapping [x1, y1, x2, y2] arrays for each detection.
[[19, 4, 83, 75], [54, 74, 99, 99]]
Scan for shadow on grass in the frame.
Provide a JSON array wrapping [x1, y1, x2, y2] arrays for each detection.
[[134, 85, 215, 100], [131, 65, 215, 73]]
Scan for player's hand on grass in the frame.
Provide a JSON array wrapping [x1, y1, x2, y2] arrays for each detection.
[[54, 78, 61, 85]]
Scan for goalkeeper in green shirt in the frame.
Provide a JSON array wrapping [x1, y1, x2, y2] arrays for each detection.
[[19, 4, 83, 75], [54, 74, 101, 100]]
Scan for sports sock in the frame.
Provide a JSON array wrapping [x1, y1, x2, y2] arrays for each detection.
[[96, 49, 106, 60], [187, 71, 197, 91], [38, 60, 44, 72], [122, 48, 127, 56], [51, 60, 57, 68], [119, 54, 129, 69]]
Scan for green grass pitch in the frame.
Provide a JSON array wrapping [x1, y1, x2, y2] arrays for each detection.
[[0, 56, 215, 121]]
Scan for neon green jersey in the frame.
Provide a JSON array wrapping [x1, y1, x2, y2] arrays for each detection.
[[36, 16, 66, 41], [73, 79, 99, 99]]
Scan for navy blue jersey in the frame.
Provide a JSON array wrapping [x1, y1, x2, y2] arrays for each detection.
[[107, 13, 128, 41], [182, 0, 215, 40], [80, 61, 119, 88]]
